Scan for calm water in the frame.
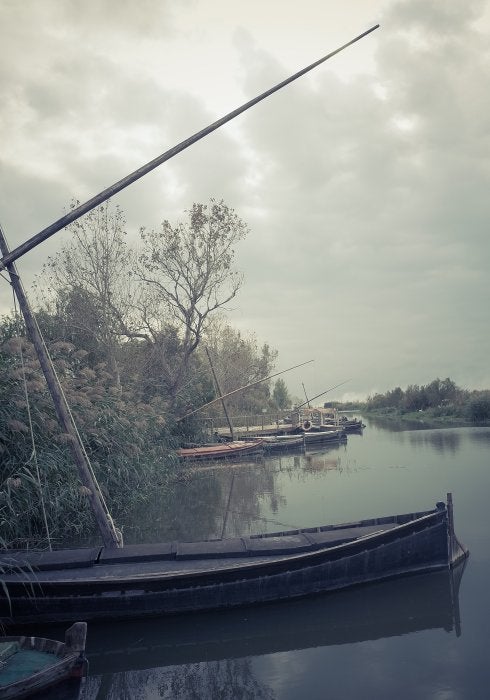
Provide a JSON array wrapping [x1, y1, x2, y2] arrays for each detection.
[[73, 419, 490, 698]]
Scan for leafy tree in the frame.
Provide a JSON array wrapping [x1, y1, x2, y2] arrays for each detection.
[[137, 200, 248, 406], [272, 378, 291, 409], [36, 201, 139, 383], [0, 316, 176, 546], [201, 319, 277, 417], [466, 394, 490, 422]]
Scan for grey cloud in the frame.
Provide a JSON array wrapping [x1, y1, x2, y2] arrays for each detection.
[[1, 0, 489, 398]]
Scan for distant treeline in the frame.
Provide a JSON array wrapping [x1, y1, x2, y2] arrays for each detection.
[[363, 377, 490, 422]]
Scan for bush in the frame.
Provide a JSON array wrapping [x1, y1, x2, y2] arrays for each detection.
[[466, 396, 490, 423]]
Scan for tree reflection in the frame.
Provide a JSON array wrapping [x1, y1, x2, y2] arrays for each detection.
[[407, 430, 461, 454], [161, 659, 275, 699], [84, 658, 275, 700]]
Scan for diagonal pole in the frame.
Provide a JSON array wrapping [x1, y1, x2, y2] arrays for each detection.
[[0, 24, 379, 272], [0, 224, 122, 548]]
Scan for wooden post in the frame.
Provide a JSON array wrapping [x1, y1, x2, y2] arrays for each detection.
[[205, 347, 235, 441], [447, 492, 454, 564], [0, 26, 379, 273], [0, 225, 122, 549]]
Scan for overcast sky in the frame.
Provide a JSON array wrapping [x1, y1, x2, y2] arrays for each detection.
[[1, 0, 489, 402]]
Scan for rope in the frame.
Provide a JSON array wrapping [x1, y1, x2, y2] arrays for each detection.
[[12, 291, 53, 550], [3, 225, 119, 543], [28, 310, 116, 525]]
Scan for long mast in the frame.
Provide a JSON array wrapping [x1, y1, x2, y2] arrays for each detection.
[[0, 26, 379, 547], [0, 24, 379, 272], [0, 224, 122, 548]]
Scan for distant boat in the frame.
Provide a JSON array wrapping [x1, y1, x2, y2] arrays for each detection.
[[303, 429, 347, 444], [0, 496, 468, 625], [0, 622, 87, 700], [333, 417, 365, 432], [291, 407, 364, 433], [177, 439, 265, 461], [288, 428, 347, 443]]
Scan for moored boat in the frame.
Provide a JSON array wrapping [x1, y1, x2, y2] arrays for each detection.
[[303, 429, 346, 443], [262, 435, 305, 451], [288, 429, 347, 443], [85, 560, 467, 673], [0, 495, 468, 626], [332, 417, 365, 432], [0, 622, 87, 700], [177, 439, 264, 460]]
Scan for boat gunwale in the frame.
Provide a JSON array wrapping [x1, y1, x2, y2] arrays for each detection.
[[0, 624, 87, 697], [0, 507, 448, 592]]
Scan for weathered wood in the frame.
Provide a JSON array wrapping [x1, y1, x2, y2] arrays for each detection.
[[0, 500, 469, 625], [0, 225, 122, 550], [205, 346, 235, 440], [0, 623, 87, 699]]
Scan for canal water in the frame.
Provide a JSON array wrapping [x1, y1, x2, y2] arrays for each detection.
[[79, 418, 490, 698]]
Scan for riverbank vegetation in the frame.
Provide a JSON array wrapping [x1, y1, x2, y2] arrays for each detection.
[[360, 377, 490, 425], [0, 200, 287, 547]]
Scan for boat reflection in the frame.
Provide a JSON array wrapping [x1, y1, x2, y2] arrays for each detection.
[[76, 562, 465, 698]]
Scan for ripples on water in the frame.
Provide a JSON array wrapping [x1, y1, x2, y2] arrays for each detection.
[[64, 422, 490, 698]]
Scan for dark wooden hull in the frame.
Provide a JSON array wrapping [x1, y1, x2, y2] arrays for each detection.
[[0, 499, 468, 626], [0, 623, 87, 700], [85, 560, 466, 673]]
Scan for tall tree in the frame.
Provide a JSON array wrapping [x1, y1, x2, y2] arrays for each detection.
[[202, 318, 278, 415], [36, 201, 139, 384], [137, 200, 248, 406], [272, 378, 291, 409]]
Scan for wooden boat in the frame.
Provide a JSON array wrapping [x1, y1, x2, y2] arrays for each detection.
[[262, 435, 305, 451], [0, 26, 469, 630], [0, 623, 87, 700], [330, 417, 365, 432], [0, 495, 468, 625], [302, 429, 346, 444], [85, 560, 466, 673], [237, 433, 333, 451], [177, 439, 264, 460]]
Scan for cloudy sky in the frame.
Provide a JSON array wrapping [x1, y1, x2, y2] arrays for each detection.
[[1, 0, 489, 401]]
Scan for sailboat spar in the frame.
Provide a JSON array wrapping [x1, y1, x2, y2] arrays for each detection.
[[0, 24, 468, 627], [0, 23, 379, 548]]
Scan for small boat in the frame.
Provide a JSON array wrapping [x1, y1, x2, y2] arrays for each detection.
[[332, 417, 365, 432], [0, 495, 468, 625], [177, 439, 265, 461], [303, 429, 346, 444], [262, 435, 305, 451], [0, 622, 87, 700]]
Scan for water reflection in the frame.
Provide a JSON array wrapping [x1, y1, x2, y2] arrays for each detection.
[[406, 430, 462, 454], [80, 564, 465, 699], [83, 658, 274, 700]]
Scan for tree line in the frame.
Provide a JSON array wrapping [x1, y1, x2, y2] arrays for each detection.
[[0, 200, 291, 546], [365, 377, 490, 422]]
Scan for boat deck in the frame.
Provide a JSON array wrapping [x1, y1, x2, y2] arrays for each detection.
[[1, 521, 408, 584]]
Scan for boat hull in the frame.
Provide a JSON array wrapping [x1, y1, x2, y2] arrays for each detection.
[[177, 440, 264, 460], [0, 500, 468, 626], [0, 623, 87, 700]]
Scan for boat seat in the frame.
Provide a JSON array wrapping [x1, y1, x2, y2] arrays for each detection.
[[99, 542, 176, 564], [0, 547, 100, 572], [176, 538, 247, 559], [307, 523, 399, 547], [244, 533, 314, 555]]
